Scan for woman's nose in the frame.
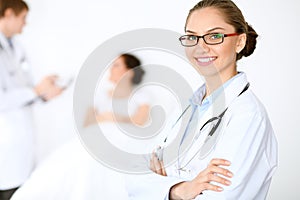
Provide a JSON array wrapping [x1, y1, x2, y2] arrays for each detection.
[[195, 38, 210, 53]]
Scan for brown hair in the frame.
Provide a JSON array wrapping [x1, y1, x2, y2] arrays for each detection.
[[185, 0, 258, 60], [0, 0, 29, 18], [120, 53, 145, 85]]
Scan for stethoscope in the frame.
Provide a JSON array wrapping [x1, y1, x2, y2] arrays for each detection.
[[156, 82, 250, 175]]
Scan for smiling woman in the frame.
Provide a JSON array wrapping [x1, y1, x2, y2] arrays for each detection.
[[183, 6, 248, 95], [127, 0, 278, 199]]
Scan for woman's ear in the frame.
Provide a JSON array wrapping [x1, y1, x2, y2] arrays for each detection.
[[236, 33, 247, 54]]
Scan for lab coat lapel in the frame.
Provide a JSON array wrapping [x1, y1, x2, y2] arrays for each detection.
[[0, 32, 31, 88], [178, 103, 220, 171], [178, 73, 249, 172], [0, 32, 14, 55]]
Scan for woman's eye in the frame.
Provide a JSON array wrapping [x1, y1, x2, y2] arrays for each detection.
[[210, 34, 222, 40], [187, 35, 197, 41]]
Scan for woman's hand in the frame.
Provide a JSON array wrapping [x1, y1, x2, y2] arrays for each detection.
[[96, 112, 115, 122], [170, 158, 233, 200], [150, 152, 167, 176], [84, 110, 116, 127]]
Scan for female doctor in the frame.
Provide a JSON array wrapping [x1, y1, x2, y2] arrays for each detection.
[[127, 0, 278, 199], [0, 0, 63, 199]]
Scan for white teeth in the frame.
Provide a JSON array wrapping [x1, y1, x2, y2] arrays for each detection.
[[197, 57, 215, 63]]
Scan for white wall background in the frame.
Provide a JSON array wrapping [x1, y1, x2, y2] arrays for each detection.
[[18, 0, 300, 199]]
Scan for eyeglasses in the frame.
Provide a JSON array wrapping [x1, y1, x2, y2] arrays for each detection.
[[179, 33, 239, 47]]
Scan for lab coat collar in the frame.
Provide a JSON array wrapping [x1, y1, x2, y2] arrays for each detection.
[[178, 72, 249, 170], [190, 72, 248, 111], [0, 31, 13, 51]]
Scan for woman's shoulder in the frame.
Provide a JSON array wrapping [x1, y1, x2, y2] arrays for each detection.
[[229, 90, 269, 121]]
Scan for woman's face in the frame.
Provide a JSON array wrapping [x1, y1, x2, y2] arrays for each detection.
[[184, 7, 246, 81], [109, 56, 132, 84]]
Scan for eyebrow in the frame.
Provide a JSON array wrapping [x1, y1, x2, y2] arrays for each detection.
[[186, 27, 226, 34]]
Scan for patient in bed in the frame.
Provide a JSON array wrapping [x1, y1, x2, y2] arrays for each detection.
[[10, 53, 152, 200], [84, 53, 150, 127]]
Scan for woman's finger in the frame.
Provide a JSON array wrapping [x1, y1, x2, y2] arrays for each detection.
[[209, 158, 231, 167], [152, 153, 163, 175], [205, 173, 231, 186], [207, 165, 233, 178], [160, 160, 167, 176], [202, 182, 224, 192]]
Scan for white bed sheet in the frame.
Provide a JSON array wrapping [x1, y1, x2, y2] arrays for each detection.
[[11, 125, 132, 200]]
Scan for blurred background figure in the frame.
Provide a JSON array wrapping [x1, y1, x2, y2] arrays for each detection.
[[9, 53, 151, 200], [0, 0, 64, 199], [84, 53, 150, 127]]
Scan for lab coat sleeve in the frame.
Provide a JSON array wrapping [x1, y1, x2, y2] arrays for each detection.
[[0, 87, 37, 112], [125, 173, 185, 200], [195, 106, 278, 199]]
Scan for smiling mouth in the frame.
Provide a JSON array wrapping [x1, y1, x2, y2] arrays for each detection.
[[195, 57, 217, 66], [197, 57, 216, 62]]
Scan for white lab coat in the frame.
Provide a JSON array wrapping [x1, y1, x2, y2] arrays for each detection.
[[0, 32, 37, 190], [127, 73, 278, 200]]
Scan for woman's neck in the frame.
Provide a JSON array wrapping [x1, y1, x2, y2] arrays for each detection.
[[203, 70, 237, 99], [110, 80, 133, 99]]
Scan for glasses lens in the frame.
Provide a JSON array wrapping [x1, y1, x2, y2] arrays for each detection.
[[204, 33, 224, 44], [180, 35, 198, 46]]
